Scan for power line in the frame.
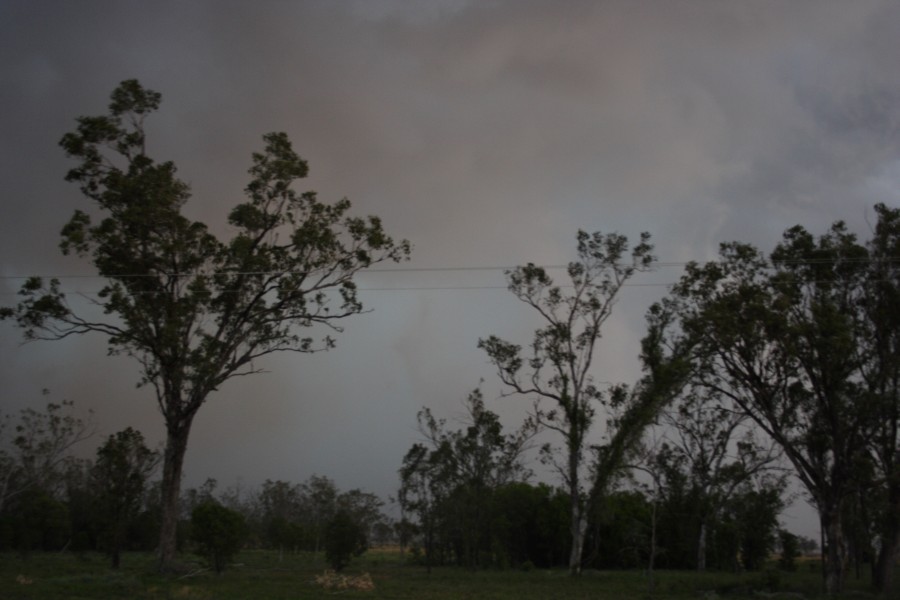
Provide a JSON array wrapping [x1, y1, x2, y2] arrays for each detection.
[[1, 257, 897, 298], [0, 281, 682, 297], [0, 264, 564, 279], [5, 278, 899, 297], [1, 256, 898, 281]]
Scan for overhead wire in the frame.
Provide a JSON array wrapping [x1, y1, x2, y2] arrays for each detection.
[[1, 255, 898, 280], [0, 257, 898, 296]]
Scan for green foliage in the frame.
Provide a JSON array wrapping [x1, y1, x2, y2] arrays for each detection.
[[266, 517, 307, 553], [643, 388, 782, 572], [324, 509, 367, 571], [0, 395, 92, 512], [92, 428, 159, 568], [491, 482, 571, 569], [778, 529, 799, 572], [302, 475, 338, 553], [191, 502, 247, 573], [398, 389, 536, 570], [587, 490, 652, 569], [62, 458, 101, 554], [9, 489, 70, 553], [730, 487, 783, 571], [253, 474, 385, 558], [0, 398, 94, 555], [336, 488, 386, 548]]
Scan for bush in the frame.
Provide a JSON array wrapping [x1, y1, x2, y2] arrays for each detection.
[[190, 502, 246, 573], [14, 490, 71, 552], [778, 529, 799, 572], [324, 509, 367, 571]]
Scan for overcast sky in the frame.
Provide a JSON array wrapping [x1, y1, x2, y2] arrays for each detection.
[[2, 0, 899, 538]]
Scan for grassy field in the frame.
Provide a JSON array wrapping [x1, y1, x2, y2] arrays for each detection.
[[0, 548, 887, 599]]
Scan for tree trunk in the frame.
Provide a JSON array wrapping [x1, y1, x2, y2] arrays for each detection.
[[425, 516, 433, 575], [648, 492, 657, 593], [111, 520, 125, 569], [568, 500, 586, 575], [820, 505, 847, 595], [157, 416, 194, 572], [567, 423, 586, 576], [697, 517, 708, 572], [874, 484, 900, 593]]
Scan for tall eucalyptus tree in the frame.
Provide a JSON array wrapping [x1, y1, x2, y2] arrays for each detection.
[[479, 230, 655, 574], [2, 80, 410, 571]]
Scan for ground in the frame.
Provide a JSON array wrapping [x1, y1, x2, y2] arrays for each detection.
[[0, 548, 888, 599]]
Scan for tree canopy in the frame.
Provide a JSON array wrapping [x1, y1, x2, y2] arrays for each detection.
[[651, 204, 900, 593], [479, 230, 657, 575]]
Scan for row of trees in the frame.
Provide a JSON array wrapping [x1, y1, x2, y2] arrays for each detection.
[[0, 399, 157, 562], [0, 394, 795, 577], [0, 399, 388, 572], [0, 395, 812, 577], [2, 79, 896, 595], [396, 390, 798, 573], [647, 204, 900, 594], [399, 206, 899, 596], [179, 475, 383, 572]]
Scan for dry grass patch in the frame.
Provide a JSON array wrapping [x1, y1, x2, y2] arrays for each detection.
[[314, 569, 376, 592]]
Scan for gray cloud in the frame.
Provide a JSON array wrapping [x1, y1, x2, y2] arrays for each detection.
[[2, 0, 899, 537]]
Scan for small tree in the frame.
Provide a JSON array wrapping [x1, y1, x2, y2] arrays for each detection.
[[300, 475, 338, 555], [398, 442, 451, 572], [398, 389, 535, 570], [797, 535, 819, 556], [7, 488, 70, 554], [92, 427, 159, 568], [337, 489, 387, 550], [420, 389, 535, 569], [0, 395, 92, 511], [856, 204, 900, 593], [479, 230, 654, 574], [324, 509, 367, 571], [258, 479, 303, 558], [654, 388, 781, 571], [779, 529, 799, 572], [191, 502, 246, 574], [731, 485, 784, 571]]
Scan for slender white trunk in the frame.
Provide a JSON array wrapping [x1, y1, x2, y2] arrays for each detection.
[[697, 518, 707, 572], [157, 422, 191, 572], [569, 507, 587, 575]]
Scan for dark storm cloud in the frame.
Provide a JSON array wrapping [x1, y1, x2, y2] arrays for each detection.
[[2, 0, 899, 536]]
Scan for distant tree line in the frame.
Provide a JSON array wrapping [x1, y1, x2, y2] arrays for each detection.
[[395, 389, 797, 573], [0, 399, 388, 572]]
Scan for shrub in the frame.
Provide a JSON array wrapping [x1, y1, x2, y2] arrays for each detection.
[[324, 509, 367, 571], [190, 502, 246, 573], [778, 529, 799, 572]]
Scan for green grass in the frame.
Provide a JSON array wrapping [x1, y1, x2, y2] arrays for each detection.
[[0, 548, 889, 599]]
